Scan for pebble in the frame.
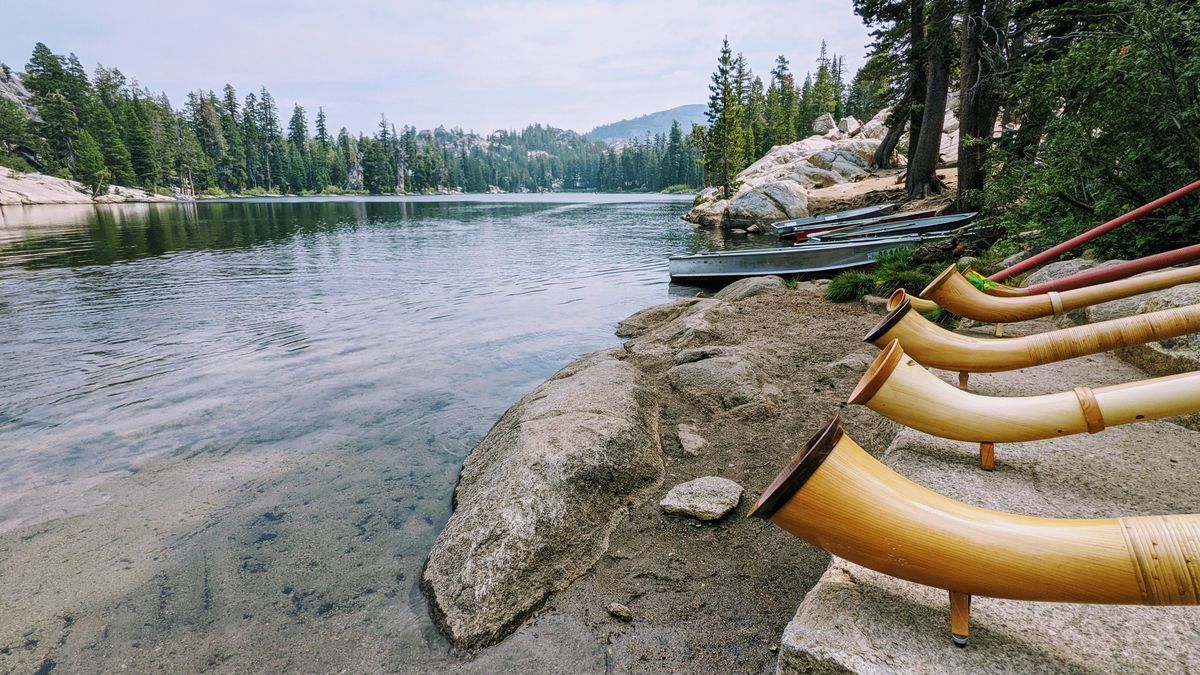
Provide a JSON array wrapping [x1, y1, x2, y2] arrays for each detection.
[[606, 602, 633, 622]]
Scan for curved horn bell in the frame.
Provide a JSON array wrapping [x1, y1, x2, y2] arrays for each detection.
[[848, 339, 1200, 468], [749, 414, 1200, 645], [921, 263, 1200, 323], [869, 294, 1200, 373]]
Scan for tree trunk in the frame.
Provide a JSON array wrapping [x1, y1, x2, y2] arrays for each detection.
[[906, 0, 955, 200], [957, 0, 1010, 209], [874, 97, 909, 169], [905, 0, 928, 168]]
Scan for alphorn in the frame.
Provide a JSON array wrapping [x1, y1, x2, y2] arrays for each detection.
[[848, 339, 1200, 469], [868, 294, 1200, 375], [921, 263, 1200, 323], [749, 414, 1200, 646]]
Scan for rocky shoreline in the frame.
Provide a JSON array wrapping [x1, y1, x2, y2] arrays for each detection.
[[0, 166, 179, 205], [422, 268, 1200, 673]]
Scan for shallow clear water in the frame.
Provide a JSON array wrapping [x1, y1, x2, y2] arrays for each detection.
[[0, 194, 735, 530], [0, 194, 788, 669]]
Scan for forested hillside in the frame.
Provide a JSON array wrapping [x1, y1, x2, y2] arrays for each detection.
[[0, 44, 704, 196]]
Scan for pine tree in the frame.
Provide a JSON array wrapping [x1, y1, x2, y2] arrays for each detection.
[[810, 42, 838, 123], [74, 129, 108, 196], [88, 99, 136, 185], [315, 108, 329, 148], [704, 37, 745, 197], [766, 55, 797, 148], [219, 85, 247, 191], [126, 94, 159, 189]]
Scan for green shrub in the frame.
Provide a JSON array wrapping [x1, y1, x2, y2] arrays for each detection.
[[662, 184, 695, 194], [874, 268, 929, 297], [925, 307, 959, 329], [825, 271, 877, 302]]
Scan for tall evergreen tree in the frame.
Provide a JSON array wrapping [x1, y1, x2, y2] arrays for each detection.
[[74, 129, 108, 196], [704, 37, 745, 197], [126, 94, 159, 189]]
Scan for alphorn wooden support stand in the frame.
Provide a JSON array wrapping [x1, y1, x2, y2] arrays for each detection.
[[978, 442, 995, 471], [950, 591, 972, 647]]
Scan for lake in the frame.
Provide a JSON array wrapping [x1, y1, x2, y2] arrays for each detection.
[[0, 194, 745, 671]]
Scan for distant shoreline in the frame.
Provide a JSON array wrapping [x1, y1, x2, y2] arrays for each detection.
[[1, 167, 697, 207]]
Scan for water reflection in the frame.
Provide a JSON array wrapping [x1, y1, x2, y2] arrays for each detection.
[[0, 194, 750, 670]]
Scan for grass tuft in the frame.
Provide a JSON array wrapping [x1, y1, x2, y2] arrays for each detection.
[[825, 271, 877, 302]]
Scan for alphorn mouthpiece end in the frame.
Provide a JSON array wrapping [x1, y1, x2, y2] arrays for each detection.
[[921, 263, 959, 298], [847, 339, 904, 406], [864, 298, 912, 345], [748, 414, 844, 521]]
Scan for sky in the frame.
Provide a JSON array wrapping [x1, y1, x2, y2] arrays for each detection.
[[3, 0, 874, 136]]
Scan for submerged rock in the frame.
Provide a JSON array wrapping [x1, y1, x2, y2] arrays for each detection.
[[422, 350, 662, 648], [659, 477, 743, 521]]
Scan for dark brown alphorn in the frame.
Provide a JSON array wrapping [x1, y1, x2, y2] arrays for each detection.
[[920, 263, 1200, 323], [868, 295, 1200, 373], [749, 414, 1200, 646], [848, 339, 1200, 468]]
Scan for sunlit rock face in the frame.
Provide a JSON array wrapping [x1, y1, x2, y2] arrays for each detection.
[[683, 104, 961, 228]]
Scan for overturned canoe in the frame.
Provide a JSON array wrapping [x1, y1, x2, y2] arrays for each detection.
[[776, 209, 939, 241], [866, 294, 1200, 373], [669, 231, 955, 285], [770, 203, 897, 237], [811, 212, 978, 242], [849, 339, 1200, 443], [921, 263, 1200, 323], [749, 414, 1200, 646]]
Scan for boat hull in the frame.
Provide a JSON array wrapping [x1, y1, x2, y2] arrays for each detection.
[[770, 203, 897, 236], [668, 232, 953, 284], [778, 209, 940, 241], [810, 212, 977, 242]]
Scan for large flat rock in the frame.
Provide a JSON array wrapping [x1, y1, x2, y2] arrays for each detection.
[[778, 332, 1200, 673], [422, 349, 662, 648]]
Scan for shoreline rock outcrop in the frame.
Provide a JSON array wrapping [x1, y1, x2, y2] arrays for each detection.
[[421, 349, 663, 648], [0, 166, 179, 205], [685, 99, 964, 228]]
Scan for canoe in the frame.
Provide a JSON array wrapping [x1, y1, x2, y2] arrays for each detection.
[[770, 204, 897, 237], [668, 231, 955, 284], [777, 209, 939, 241], [809, 212, 978, 242]]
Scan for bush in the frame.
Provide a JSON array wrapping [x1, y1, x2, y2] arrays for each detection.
[[662, 184, 695, 194], [875, 268, 929, 297], [984, 0, 1200, 260], [825, 271, 877, 302]]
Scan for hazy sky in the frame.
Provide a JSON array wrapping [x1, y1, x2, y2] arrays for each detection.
[[4, 1, 873, 135]]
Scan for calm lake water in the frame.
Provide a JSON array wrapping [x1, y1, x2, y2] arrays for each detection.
[[0, 194, 748, 670], [0, 194, 728, 529]]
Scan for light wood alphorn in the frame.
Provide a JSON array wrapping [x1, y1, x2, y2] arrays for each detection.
[[920, 263, 1200, 323], [749, 414, 1200, 645], [848, 339, 1200, 467], [869, 294, 1200, 373]]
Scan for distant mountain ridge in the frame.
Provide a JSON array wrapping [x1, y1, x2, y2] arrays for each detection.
[[586, 104, 706, 144]]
